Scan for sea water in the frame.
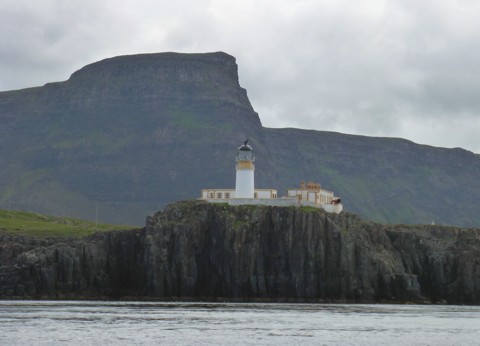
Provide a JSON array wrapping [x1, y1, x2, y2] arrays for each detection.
[[0, 301, 479, 345]]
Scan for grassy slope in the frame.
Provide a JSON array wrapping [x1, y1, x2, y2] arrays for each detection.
[[0, 209, 135, 238]]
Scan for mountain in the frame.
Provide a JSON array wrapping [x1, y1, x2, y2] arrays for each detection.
[[1, 201, 479, 303], [0, 52, 479, 226]]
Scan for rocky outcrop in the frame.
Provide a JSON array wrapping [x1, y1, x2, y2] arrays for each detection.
[[1, 201, 479, 303], [0, 230, 146, 298]]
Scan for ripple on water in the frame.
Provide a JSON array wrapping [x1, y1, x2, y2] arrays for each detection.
[[0, 301, 479, 345]]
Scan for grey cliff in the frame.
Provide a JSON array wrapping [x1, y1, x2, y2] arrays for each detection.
[[1, 201, 479, 303]]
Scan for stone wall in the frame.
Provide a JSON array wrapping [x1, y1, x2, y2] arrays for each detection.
[[204, 198, 342, 213]]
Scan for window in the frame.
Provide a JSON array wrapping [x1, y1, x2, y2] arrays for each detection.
[[225, 193, 230, 199], [254, 192, 258, 198], [217, 192, 223, 199], [209, 192, 214, 198]]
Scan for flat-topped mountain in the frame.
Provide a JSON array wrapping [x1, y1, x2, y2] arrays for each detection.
[[0, 52, 479, 226]]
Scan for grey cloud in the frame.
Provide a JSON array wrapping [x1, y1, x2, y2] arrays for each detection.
[[0, 0, 479, 152]]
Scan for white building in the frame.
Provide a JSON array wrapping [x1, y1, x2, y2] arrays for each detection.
[[200, 141, 343, 214], [287, 181, 337, 204], [286, 181, 342, 213], [235, 141, 255, 198], [200, 189, 277, 199]]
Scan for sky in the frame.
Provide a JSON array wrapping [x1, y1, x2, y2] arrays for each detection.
[[1, 0, 480, 153]]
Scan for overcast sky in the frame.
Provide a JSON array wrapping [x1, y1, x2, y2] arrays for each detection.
[[1, 0, 480, 153]]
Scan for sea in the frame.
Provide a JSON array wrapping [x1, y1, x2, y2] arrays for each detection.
[[0, 301, 479, 345]]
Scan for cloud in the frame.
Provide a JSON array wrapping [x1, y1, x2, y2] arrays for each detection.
[[1, 0, 479, 153]]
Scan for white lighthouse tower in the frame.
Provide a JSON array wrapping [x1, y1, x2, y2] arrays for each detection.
[[235, 140, 255, 198]]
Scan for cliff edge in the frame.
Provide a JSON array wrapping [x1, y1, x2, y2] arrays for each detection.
[[1, 201, 479, 303]]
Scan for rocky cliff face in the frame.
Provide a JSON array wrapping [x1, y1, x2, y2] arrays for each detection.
[[1, 201, 479, 303]]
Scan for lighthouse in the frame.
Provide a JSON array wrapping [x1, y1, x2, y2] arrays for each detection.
[[235, 140, 255, 198], [199, 140, 342, 213]]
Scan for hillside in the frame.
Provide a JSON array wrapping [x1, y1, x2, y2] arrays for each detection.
[[0, 52, 479, 226], [0, 209, 133, 238], [1, 201, 479, 303]]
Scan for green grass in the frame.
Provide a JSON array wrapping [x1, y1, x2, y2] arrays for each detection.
[[0, 209, 134, 238], [299, 206, 320, 213]]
